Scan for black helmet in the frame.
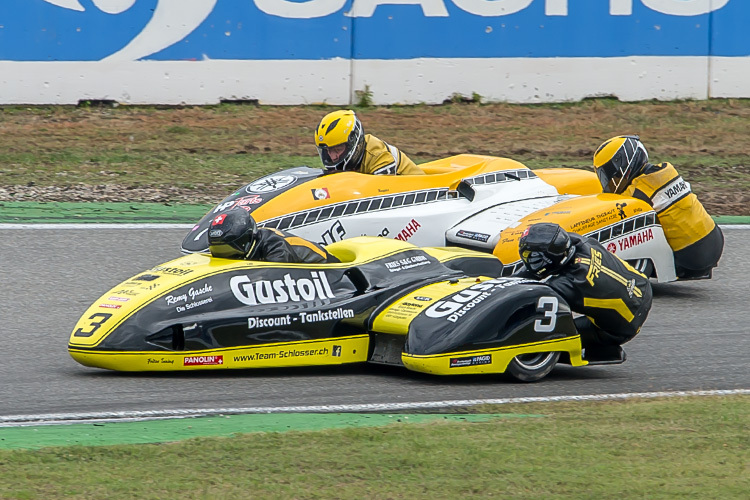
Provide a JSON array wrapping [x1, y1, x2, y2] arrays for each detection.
[[518, 223, 575, 277], [593, 135, 649, 194], [208, 208, 258, 259]]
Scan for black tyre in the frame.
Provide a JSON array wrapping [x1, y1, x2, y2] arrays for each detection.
[[627, 258, 654, 278], [506, 351, 560, 382]]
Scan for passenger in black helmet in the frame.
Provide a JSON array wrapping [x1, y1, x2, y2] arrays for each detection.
[[593, 135, 723, 279], [208, 208, 339, 264], [518, 223, 653, 362]]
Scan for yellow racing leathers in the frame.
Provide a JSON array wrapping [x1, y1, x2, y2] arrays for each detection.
[[543, 234, 653, 352], [358, 134, 424, 175], [249, 228, 339, 264], [623, 162, 724, 279]]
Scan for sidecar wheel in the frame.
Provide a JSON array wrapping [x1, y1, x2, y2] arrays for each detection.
[[506, 351, 560, 382]]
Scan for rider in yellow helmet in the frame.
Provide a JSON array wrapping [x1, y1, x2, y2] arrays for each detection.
[[314, 110, 423, 175], [593, 135, 723, 279]]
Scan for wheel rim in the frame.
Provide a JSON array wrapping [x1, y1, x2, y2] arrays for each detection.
[[514, 352, 557, 370]]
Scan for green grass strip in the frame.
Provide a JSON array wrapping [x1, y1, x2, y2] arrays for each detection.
[[0, 413, 528, 450], [713, 215, 750, 224], [0, 397, 746, 500], [0, 201, 747, 224], [0, 201, 212, 224]]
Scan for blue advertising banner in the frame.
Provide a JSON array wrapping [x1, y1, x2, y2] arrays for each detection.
[[0, 0, 746, 62]]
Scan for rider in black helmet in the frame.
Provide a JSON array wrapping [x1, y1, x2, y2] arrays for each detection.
[[208, 208, 339, 264], [518, 223, 653, 362]]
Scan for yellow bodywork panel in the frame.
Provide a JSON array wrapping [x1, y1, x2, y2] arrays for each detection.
[[371, 277, 487, 335], [534, 167, 602, 195], [493, 194, 654, 263], [69, 335, 370, 372], [402, 336, 586, 375]]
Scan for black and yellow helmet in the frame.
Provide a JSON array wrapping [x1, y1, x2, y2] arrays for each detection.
[[314, 110, 366, 172], [593, 135, 649, 194]]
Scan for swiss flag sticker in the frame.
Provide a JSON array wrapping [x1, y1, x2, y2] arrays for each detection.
[[212, 214, 227, 225]]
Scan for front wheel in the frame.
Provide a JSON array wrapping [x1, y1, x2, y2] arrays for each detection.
[[506, 352, 560, 382]]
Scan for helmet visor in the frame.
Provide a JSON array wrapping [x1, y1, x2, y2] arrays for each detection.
[[316, 143, 349, 168], [596, 161, 622, 194], [209, 242, 244, 260], [521, 249, 554, 276]]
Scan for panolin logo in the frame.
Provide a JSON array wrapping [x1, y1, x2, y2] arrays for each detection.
[[395, 219, 421, 241], [230, 271, 336, 306], [184, 355, 223, 366]]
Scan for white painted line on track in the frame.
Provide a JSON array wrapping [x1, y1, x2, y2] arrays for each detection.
[[0, 223, 746, 230], [1, 389, 747, 427], [0, 223, 193, 229]]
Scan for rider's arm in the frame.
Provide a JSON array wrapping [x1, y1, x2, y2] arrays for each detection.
[[360, 135, 423, 175]]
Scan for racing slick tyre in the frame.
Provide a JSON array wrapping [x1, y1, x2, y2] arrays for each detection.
[[506, 352, 561, 382]]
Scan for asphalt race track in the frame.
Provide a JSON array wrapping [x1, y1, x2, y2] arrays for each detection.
[[1, 227, 748, 420]]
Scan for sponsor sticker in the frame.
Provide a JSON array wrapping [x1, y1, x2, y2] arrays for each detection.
[[107, 296, 129, 302], [450, 354, 492, 368], [425, 278, 535, 323], [151, 266, 193, 276], [183, 355, 224, 366], [611, 227, 654, 252], [319, 220, 346, 246], [231, 271, 336, 306], [414, 296, 432, 302], [652, 176, 691, 212], [312, 188, 330, 200], [99, 303, 122, 309], [132, 274, 159, 282], [456, 230, 491, 243], [246, 175, 297, 194], [616, 202, 628, 220], [395, 219, 421, 242], [166, 283, 214, 311], [384, 254, 430, 273]]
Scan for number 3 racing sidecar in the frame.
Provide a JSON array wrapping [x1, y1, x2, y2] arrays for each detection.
[[69, 237, 608, 382]]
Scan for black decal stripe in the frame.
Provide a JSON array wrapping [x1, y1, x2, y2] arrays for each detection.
[[463, 169, 536, 186], [259, 188, 455, 231], [325, 118, 341, 135], [631, 188, 651, 205]]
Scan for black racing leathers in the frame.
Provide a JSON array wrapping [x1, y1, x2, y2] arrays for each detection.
[[542, 234, 652, 347], [248, 228, 339, 264]]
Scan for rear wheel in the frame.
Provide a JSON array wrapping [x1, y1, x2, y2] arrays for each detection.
[[627, 258, 654, 278], [506, 352, 560, 382]]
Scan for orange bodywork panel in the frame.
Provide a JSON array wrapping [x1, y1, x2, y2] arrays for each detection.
[[534, 168, 602, 196], [492, 194, 654, 264]]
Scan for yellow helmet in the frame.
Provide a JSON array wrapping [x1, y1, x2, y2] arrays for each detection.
[[593, 135, 649, 194], [314, 110, 366, 172]]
